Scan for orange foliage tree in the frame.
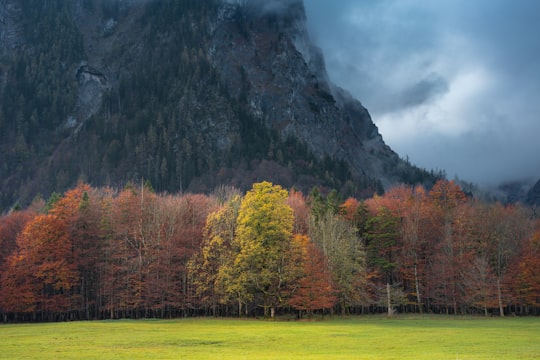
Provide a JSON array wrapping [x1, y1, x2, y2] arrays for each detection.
[[512, 223, 540, 312], [0, 214, 79, 320], [289, 235, 337, 316]]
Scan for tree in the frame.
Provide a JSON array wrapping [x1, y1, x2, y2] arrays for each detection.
[[289, 235, 337, 316], [231, 182, 297, 318], [471, 202, 530, 316], [0, 250, 39, 318], [0, 209, 37, 319], [102, 184, 215, 318], [0, 214, 79, 320], [398, 185, 431, 314], [463, 256, 498, 316], [340, 197, 368, 227], [49, 182, 98, 318], [189, 195, 241, 315], [309, 210, 367, 314], [0, 209, 35, 270], [174, 193, 216, 313], [69, 186, 106, 319], [512, 223, 540, 312], [287, 189, 309, 235], [364, 206, 401, 315], [371, 185, 432, 314], [427, 180, 468, 315]]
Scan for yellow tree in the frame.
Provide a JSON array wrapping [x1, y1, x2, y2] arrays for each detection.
[[232, 182, 299, 318], [189, 195, 241, 315]]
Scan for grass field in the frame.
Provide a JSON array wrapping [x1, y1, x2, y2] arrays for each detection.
[[0, 315, 538, 359]]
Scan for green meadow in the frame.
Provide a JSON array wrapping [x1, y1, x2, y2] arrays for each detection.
[[1, 316, 538, 359]]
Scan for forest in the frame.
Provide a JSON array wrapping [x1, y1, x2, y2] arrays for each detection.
[[0, 180, 539, 322], [0, 0, 437, 211]]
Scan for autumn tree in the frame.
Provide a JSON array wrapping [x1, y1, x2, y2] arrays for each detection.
[[146, 193, 212, 317], [0, 209, 35, 271], [469, 202, 531, 315], [340, 197, 368, 228], [107, 184, 148, 317], [511, 222, 540, 313], [0, 214, 79, 320], [398, 186, 431, 313], [188, 195, 241, 315], [0, 250, 38, 319], [101, 182, 215, 318], [288, 235, 337, 316], [462, 256, 498, 316], [309, 209, 367, 314], [50, 183, 102, 319], [1, 185, 89, 320], [231, 182, 299, 318], [287, 189, 309, 235], [427, 180, 467, 314]]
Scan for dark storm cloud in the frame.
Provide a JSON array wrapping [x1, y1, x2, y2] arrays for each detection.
[[390, 73, 449, 112], [303, 0, 540, 185]]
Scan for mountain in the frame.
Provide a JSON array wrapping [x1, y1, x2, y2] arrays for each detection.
[[0, 0, 437, 211], [526, 179, 540, 207]]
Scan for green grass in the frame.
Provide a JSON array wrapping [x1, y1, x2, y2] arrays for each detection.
[[0, 315, 539, 359]]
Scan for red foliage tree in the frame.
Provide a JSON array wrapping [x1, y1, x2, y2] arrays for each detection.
[[0, 209, 35, 270], [0, 252, 38, 316], [0, 214, 79, 319], [425, 180, 469, 314], [512, 224, 540, 311], [289, 235, 337, 315], [287, 189, 309, 235]]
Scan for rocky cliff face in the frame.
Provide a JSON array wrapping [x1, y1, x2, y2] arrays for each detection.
[[0, 0, 22, 53], [210, 0, 402, 185], [0, 0, 435, 211], [526, 179, 540, 206]]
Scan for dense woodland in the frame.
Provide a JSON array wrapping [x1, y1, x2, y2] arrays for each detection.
[[0, 180, 539, 322]]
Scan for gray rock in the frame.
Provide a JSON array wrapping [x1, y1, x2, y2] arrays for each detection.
[[526, 179, 540, 206], [210, 0, 405, 186]]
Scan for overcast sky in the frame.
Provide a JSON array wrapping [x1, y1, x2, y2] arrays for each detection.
[[303, 0, 540, 186]]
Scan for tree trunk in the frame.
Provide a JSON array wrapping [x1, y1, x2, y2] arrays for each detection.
[[270, 306, 275, 319], [497, 278, 504, 317], [387, 283, 393, 317], [414, 262, 422, 314]]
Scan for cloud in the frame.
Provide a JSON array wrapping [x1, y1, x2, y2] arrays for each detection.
[[304, 0, 540, 185], [223, 0, 301, 15], [398, 73, 448, 110]]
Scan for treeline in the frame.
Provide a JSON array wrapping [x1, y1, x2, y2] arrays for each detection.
[[0, 180, 539, 322]]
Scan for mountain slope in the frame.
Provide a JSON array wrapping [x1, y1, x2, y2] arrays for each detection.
[[0, 0, 436, 211], [526, 179, 540, 206], [211, 1, 402, 183]]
